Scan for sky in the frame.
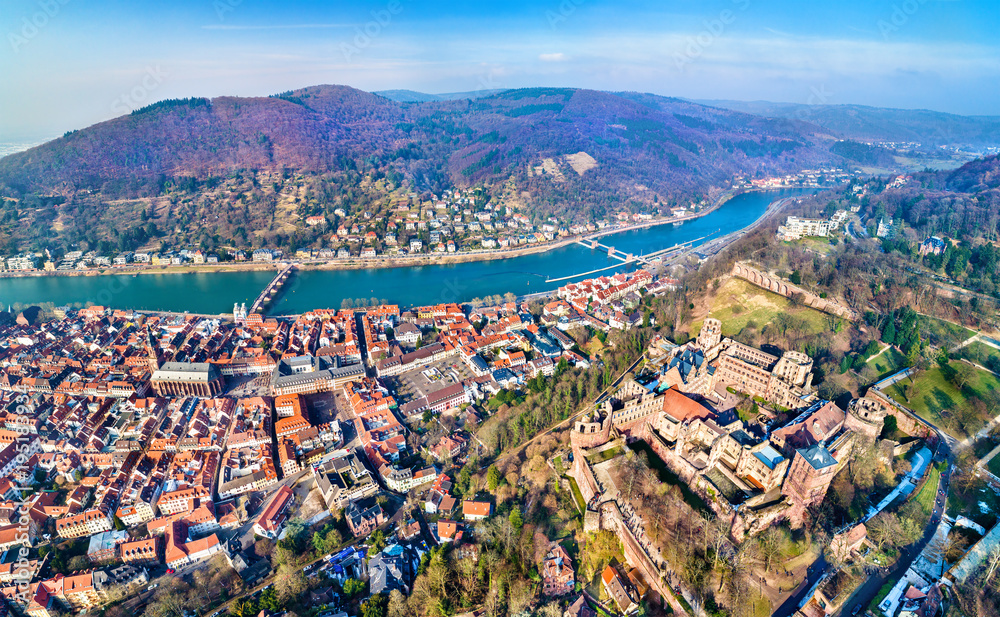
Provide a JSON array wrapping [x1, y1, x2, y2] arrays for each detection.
[[1, 0, 998, 143]]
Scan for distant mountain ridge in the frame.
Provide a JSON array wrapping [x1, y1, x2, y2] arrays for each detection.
[[374, 89, 507, 103], [3, 83, 998, 257], [696, 99, 1000, 146], [0, 84, 841, 202], [5, 86, 995, 201]]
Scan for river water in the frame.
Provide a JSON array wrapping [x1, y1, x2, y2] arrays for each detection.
[[0, 189, 809, 314]]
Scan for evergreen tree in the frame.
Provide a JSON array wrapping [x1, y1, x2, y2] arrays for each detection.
[[882, 319, 897, 345], [508, 508, 523, 530], [486, 465, 501, 491]]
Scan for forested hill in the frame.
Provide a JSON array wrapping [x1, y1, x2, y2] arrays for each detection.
[[945, 154, 1000, 192], [696, 99, 1000, 146], [866, 154, 1000, 241], [9, 84, 993, 256], [1, 85, 841, 207]]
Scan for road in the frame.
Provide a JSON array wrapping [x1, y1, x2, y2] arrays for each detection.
[[772, 554, 830, 617], [833, 459, 951, 617], [228, 467, 313, 551], [774, 445, 951, 617]]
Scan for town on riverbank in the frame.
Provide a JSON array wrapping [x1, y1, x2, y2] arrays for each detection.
[[0, 264, 991, 617], [3, 168, 996, 617], [0, 171, 852, 281], [1, 183, 997, 617], [0, 189, 821, 318]]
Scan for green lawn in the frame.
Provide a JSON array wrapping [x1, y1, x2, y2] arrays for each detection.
[[958, 341, 1000, 369], [565, 475, 587, 513], [884, 363, 1000, 438], [796, 237, 838, 254], [587, 446, 623, 465], [919, 315, 974, 349], [910, 464, 942, 517], [553, 455, 564, 475], [987, 452, 1000, 479], [699, 278, 832, 338], [867, 346, 908, 380]]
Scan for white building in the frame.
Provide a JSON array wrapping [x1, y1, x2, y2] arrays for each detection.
[[777, 216, 831, 241]]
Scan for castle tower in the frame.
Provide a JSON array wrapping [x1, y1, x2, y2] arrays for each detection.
[[697, 318, 722, 350], [844, 396, 888, 441], [773, 351, 814, 387]]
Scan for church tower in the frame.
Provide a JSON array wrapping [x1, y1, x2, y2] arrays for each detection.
[[145, 326, 160, 371]]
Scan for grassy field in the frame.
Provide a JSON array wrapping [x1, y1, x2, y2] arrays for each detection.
[[884, 364, 1000, 438], [696, 278, 832, 338], [910, 464, 942, 517], [795, 237, 839, 255], [959, 340, 1000, 368], [565, 475, 587, 513], [582, 337, 606, 358], [919, 315, 974, 349], [987, 452, 1000, 479], [867, 346, 908, 380], [587, 446, 623, 465]]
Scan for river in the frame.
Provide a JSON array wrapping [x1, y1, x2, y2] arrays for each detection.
[[0, 189, 810, 314]]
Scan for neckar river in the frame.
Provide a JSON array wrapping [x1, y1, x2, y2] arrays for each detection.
[[0, 189, 809, 314]]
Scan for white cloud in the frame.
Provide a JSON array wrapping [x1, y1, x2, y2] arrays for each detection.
[[538, 52, 568, 62]]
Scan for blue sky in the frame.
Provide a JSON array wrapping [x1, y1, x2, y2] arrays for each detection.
[[1, 0, 998, 141]]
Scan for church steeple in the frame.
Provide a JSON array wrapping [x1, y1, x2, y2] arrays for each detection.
[[146, 325, 160, 371]]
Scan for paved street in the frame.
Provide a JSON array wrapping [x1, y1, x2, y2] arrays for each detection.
[[832, 462, 951, 617], [775, 444, 952, 617], [227, 467, 313, 551]]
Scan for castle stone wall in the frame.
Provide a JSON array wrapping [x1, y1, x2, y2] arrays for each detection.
[[732, 262, 859, 320]]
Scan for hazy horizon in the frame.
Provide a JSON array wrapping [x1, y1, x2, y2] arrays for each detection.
[[2, 0, 999, 143], [3, 83, 999, 150]]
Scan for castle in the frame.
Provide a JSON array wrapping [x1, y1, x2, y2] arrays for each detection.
[[568, 320, 891, 542], [659, 318, 816, 409]]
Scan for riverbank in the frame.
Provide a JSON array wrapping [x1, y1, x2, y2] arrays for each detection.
[[0, 191, 737, 281], [301, 203, 726, 273], [675, 193, 803, 261], [0, 189, 802, 315]]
